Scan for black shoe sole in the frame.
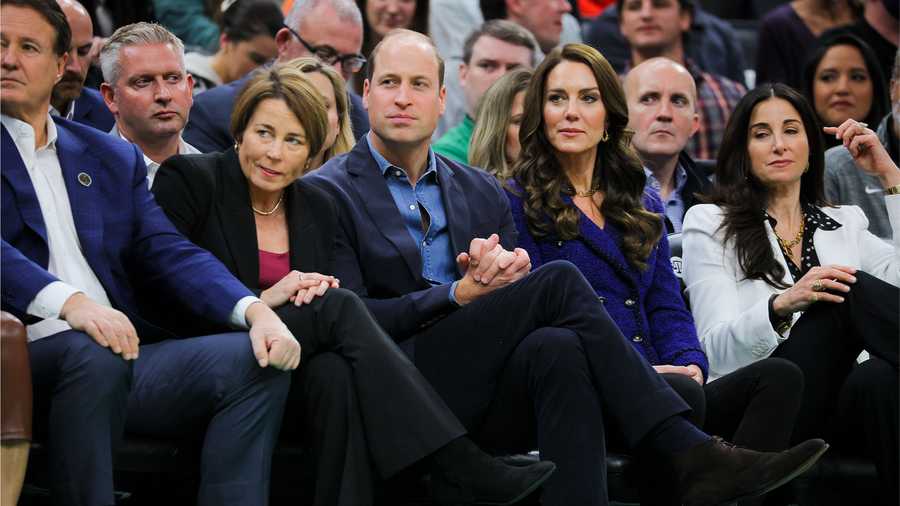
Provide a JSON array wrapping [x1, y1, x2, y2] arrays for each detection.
[[727, 443, 829, 505], [476, 462, 557, 506]]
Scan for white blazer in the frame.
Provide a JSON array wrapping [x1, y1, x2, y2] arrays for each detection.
[[682, 195, 900, 381]]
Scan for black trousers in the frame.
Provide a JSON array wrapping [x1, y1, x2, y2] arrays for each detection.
[[773, 271, 899, 505], [275, 288, 466, 506], [635, 358, 804, 506], [406, 261, 691, 506]]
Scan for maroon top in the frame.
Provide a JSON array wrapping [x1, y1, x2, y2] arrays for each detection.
[[258, 250, 290, 289]]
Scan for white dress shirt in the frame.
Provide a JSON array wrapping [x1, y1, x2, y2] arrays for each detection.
[[109, 123, 201, 187], [48, 100, 76, 121], [3, 114, 258, 341]]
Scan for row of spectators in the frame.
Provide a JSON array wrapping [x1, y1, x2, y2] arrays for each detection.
[[2, 0, 898, 506]]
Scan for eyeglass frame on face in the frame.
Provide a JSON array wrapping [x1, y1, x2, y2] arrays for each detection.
[[282, 24, 367, 73]]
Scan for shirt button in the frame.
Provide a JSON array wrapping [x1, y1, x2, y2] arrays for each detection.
[[632, 335, 643, 343], [557, 241, 563, 247], [394, 170, 402, 177], [409, 204, 416, 210], [624, 298, 636, 307]]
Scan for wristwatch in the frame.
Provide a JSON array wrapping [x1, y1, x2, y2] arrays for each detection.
[[885, 184, 900, 196]]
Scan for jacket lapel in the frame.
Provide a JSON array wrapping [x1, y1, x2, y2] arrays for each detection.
[[1, 126, 49, 247], [435, 157, 471, 276], [218, 149, 260, 286], [346, 138, 423, 280], [577, 217, 640, 290], [762, 217, 794, 287], [56, 124, 105, 265], [285, 183, 320, 272]]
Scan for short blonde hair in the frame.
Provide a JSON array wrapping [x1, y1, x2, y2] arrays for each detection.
[[230, 64, 328, 159], [468, 68, 532, 180], [284, 57, 354, 163]]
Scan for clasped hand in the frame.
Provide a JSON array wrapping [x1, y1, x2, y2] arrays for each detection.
[[454, 234, 531, 305], [260, 270, 340, 308]]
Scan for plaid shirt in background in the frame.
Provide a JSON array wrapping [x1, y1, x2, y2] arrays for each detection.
[[684, 59, 746, 161]]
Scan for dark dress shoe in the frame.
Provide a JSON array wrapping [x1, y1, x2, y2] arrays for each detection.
[[674, 437, 829, 506], [430, 457, 556, 506]]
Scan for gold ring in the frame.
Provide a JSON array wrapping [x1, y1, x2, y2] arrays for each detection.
[[858, 122, 868, 128], [812, 280, 823, 291], [811, 293, 818, 302]]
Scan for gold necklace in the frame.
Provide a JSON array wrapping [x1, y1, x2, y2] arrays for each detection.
[[775, 215, 805, 250], [574, 188, 598, 198], [252, 193, 284, 216]]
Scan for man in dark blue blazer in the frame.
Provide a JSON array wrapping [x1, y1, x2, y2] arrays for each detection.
[[183, 0, 369, 153], [306, 29, 830, 506], [1, 2, 297, 504], [49, 0, 114, 132]]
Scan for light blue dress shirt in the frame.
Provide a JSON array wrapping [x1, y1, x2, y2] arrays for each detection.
[[367, 135, 459, 297], [644, 164, 688, 233]]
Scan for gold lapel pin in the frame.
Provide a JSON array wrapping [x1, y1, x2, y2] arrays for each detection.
[[77, 172, 92, 187]]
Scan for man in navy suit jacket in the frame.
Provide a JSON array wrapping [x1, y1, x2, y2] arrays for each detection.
[[49, 0, 114, 131], [184, 0, 369, 153], [1, 2, 297, 504], [306, 29, 829, 506]]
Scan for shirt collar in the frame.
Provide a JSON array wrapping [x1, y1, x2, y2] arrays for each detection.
[[643, 163, 688, 194], [367, 131, 437, 179], [764, 203, 842, 231], [2, 113, 58, 152], [111, 122, 198, 167], [49, 100, 76, 121]]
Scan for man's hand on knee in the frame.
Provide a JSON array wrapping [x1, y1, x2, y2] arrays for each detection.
[[60, 293, 140, 360]]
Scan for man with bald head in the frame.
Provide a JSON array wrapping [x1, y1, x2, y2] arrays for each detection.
[[184, 0, 369, 153], [50, 0, 114, 131], [307, 29, 825, 506], [625, 57, 710, 233]]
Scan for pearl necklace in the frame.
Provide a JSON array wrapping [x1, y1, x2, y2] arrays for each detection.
[[252, 193, 284, 216]]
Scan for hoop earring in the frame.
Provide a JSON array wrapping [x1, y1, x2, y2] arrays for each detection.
[[600, 130, 609, 142]]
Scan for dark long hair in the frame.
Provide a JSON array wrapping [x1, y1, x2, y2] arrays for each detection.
[[513, 44, 662, 270], [703, 83, 827, 289], [802, 32, 889, 148]]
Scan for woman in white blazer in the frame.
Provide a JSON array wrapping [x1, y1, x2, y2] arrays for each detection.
[[682, 83, 899, 504]]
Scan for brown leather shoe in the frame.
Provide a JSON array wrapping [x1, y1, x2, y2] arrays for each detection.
[[673, 437, 829, 506]]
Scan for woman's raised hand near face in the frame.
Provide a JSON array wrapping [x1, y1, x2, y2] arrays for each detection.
[[824, 120, 900, 188]]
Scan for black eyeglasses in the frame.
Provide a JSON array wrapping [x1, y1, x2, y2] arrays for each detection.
[[283, 25, 367, 73]]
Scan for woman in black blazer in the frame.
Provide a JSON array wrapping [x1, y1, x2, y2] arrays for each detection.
[[151, 64, 554, 506]]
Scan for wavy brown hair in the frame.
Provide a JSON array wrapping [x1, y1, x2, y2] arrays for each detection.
[[703, 83, 827, 289], [512, 44, 662, 270]]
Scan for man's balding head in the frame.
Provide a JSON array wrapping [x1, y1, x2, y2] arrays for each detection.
[[624, 57, 699, 162], [363, 29, 446, 150], [366, 29, 444, 87], [51, 0, 93, 110], [275, 0, 364, 81]]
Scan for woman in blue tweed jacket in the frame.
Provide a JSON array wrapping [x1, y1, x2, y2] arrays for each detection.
[[502, 43, 807, 506]]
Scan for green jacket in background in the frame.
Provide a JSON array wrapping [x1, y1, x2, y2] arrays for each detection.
[[433, 116, 475, 165]]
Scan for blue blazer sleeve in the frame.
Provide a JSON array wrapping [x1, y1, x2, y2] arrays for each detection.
[[1, 239, 62, 316], [328, 192, 457, 340]]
